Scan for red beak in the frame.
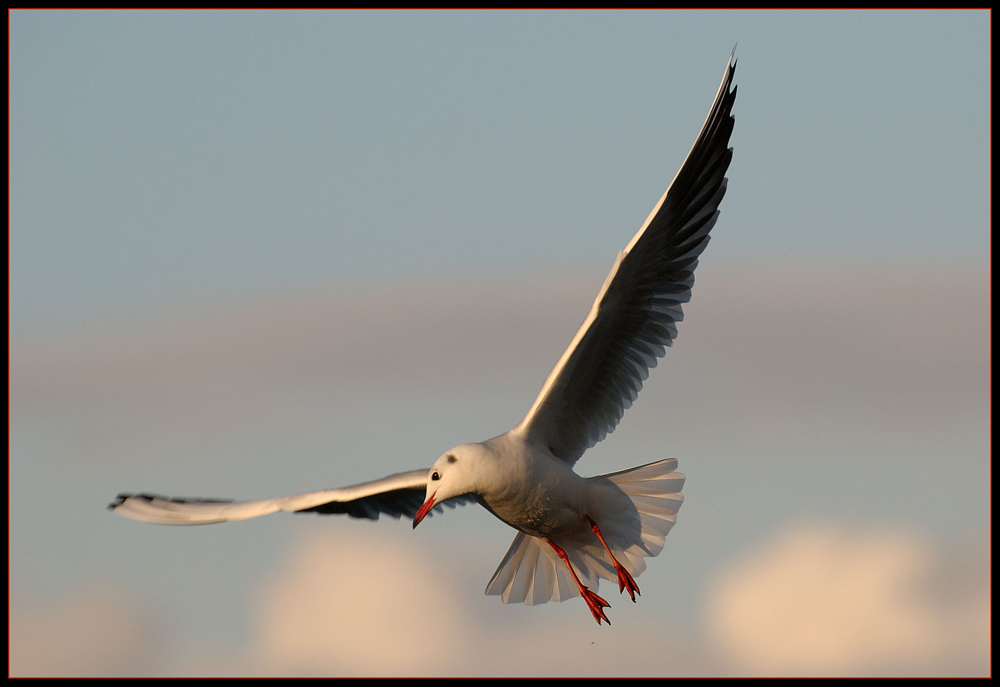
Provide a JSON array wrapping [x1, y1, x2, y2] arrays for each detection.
[[412, 493, 436, 529]]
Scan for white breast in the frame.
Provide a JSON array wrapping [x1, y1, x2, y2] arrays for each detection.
[[478, 432, 591, 539]]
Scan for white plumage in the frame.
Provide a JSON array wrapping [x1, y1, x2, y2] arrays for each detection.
[[111, 53, 737, 625]]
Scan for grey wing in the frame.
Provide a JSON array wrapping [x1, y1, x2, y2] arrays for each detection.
[[516, 54, 737, 465], [109, 469, 473, 525]]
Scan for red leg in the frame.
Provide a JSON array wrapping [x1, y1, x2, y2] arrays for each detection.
[[547, 539, 611, 625], [586, 515, 640, 602]]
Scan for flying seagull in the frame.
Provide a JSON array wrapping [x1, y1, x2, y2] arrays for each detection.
[[110, 53, 737, 625]]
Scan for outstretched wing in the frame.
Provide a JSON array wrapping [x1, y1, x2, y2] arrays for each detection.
[[109, 469, 473, 525], [515, 54, 737, 466]]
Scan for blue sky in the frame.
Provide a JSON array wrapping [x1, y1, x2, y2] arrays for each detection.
[[11, 10, 990, 333], [10, 10, 990, 676]]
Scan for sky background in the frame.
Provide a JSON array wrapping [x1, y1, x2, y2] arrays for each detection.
[[9, 10, 990, 676]]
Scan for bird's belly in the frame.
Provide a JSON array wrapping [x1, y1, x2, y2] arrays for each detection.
[[483, 486, 587, 540], [476, 439, 592, 540]]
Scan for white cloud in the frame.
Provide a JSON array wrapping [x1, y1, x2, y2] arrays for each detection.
[[705, 522, 990, 676], [251, 528, 471, 675], [11, 522, 987, 677], [244, 527, 717, 676]]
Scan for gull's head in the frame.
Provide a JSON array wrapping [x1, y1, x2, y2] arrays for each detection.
[[412, 443, 487, 529]]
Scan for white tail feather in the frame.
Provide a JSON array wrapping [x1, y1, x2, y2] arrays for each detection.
[[484, 458, 684, 604]]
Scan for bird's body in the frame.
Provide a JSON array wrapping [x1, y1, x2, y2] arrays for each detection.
[[460, 433, 592, 541], [110, 53, 737, 625]]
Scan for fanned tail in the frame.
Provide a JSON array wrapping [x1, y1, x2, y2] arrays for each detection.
[[484, 458, 684, 604]]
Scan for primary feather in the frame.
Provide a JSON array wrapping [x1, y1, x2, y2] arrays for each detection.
[[516, 55, 737, 466]]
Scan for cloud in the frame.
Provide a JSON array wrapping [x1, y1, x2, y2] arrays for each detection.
[[10, 259, 987, 428], [251, 528, 472, 675], [243, 527, 728, 676], [8, 271, 587, 403], [9, 260, 988, 472], [705, 522, 990, 676], [9, 585, 163, 677], [169, 520, 990, 677], [10, 522, 987, 676], [672, 260, 991, 442], [7, 272, 591, 468], [8, 260, 990, 676]]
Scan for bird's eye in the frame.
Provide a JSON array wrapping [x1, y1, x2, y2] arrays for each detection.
[[431, 471, 440, 481]]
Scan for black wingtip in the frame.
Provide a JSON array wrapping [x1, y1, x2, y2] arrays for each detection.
[[107, 493, 133, 511]]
